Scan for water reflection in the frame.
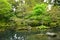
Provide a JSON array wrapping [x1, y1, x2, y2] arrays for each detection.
[[10, 33, 25, 40], [0, 29, 60, 40], [14, 34, 17, 39], [10, 37, 13, 40]]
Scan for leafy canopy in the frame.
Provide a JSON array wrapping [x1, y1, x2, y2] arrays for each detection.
[[0, 0, 12, 29], [25, 3, 47, 19], [0, 0, 12, 17], [33, 3, 47, 15]]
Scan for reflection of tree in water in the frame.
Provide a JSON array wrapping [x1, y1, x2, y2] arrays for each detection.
[[10, 33, 26, 40]]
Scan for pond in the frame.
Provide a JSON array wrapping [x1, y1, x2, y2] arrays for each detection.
[[0, 28, 60, 40]]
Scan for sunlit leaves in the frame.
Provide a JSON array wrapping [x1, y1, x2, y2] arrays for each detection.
[[37, 25, 48, 29], [0, 0, 12, 31], [0, 0, 12, 14], [33, 3, 47, 15], [37, 25, 48, 31]]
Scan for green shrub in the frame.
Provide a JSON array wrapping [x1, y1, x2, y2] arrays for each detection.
[[37, 25, 48, 29], [50, 22, 57, 27], [33, 3, 47, 15]]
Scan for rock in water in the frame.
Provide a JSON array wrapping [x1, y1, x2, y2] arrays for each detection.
[[46, 32, 57, 37]]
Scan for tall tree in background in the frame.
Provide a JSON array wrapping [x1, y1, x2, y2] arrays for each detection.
[[0, 0, 12, 31]]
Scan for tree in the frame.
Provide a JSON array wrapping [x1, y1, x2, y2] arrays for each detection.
[[0, 0, 12, 31], [25, 3, 51, 26], [0, 0, 12, 17]]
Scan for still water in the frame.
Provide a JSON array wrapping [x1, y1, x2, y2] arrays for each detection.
[[0, 28, 60, 40]]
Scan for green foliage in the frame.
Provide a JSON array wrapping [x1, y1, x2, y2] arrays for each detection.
[[50, 22, 57, 27], [0, 0, 12, 20], [43, 16, 52, 23], [0, 0, 12, 16], [0, 0, 13, 31], [0, 0, 12, 26], [33, 3, 47, 15], [37, 25, 48, 29], [25, 3, 51, 27], [26, 20, 40, 26], [25, 3, 47, 19], [0, 0, 60, 32], [30, 15, 43, 20], [37, 25, 48, 31]]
